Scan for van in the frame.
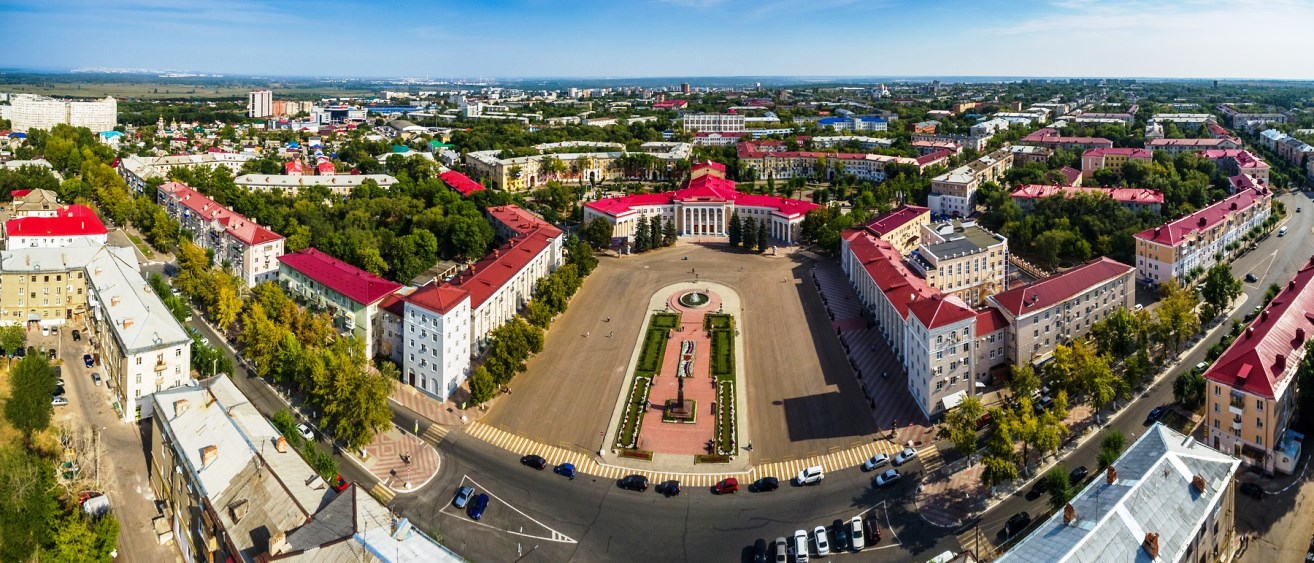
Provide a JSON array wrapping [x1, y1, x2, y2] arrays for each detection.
[[1279, 226, 1288, 237]]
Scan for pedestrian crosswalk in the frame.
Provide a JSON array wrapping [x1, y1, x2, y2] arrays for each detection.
[[421, 423, 451, 445], [955, 525, 997, 561], [462, 422, 913, 487], [369, 482, 397, 505]]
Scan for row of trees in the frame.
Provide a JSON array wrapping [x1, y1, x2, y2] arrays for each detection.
[[633, 214, 677, 252], [727, 212, 772, 252]]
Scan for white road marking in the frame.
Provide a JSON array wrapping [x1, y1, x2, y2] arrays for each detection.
[[450, 475, 579, 544]]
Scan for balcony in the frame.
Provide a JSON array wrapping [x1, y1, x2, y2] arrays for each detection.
[[1232, 414, 1243, 431]]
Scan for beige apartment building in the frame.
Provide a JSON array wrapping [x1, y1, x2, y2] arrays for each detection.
[[857, 204, 931, 255], [907, 219, 1008, 307], [0, 265, 90, 326], [927, 148, 1014, 217], [987, 257, 1135, 366], [1134, 186, 1271, 285]]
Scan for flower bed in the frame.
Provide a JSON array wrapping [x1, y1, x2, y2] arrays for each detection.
[[651, 312, 681, 330], [715, 380, 737, 455], [614, 376, 652, 449], [695, 454, 731, 464], [619, 448, 654, 461]]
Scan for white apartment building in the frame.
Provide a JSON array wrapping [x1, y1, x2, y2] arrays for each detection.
[[8, 93, 117, 133], [680, 113, 747, 133], [233, 173, 398, 197], [970, 117, 1010, 137], [927, 148, 1015, 217], [4, 204, 108, 249], [118, 152, 256, 194], [157, 182, 285, 287], [248, 90, 273, 118], [908, 219, 1009, 307]]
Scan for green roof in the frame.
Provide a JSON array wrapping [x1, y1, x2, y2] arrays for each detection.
[[392, 144, 409, 153], [428, 140, 453, 149]]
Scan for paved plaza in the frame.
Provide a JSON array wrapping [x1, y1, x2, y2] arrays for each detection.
[[632, 289, 725, 455]]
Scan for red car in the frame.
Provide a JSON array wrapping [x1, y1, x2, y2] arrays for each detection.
[[712, 477, 739, 494], [331, 475, 351, 493]]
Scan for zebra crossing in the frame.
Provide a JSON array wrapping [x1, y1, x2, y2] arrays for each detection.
[[369, 482, 398, 505], [463, 422, 907, 486], [955, 526, 997, 561], [421, 422, 451, 445]]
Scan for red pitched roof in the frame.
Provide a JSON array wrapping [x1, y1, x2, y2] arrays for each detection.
[[446, 227, 557, 311], [4, 204, 107, 238], [380, 293, 408, 317], [285, 160, 304, 175], [692, 160, 726, 173], [1083, 147, 1152, 159], [916, 149, 954, 167], [1199, 149, 1269, 171], [845, 230, 974, 328], [277, 248, 402, 306], [989, 257, 1134, 317], [908, 294, 976, 330], [584, 173, 820, 219], [1204, 256, 1314, 399], [404, 283, 471, 315], [862, 204, 929, 236], [9, 189, 32, 199], [653, 100, 688, 109], [158, 182, 283, 246], [1020, 128, 1114, 148], [1147, 138, 1236, 148], [487, 205, 562, 238], [1059, 166, 1082, 186], [1134, 186, 1270, 246], [976, 308, 1008, 334], [1011, 185, 1164, 205], [440, 170, 486, 197]]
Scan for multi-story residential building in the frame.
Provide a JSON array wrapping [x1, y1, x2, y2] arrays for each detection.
[[974, 308, 1009, 384], [911, 140, 963, 155], [1080, 147, 1152, 179], [1072, 112, 1134, 126], [857, 204, 931, 255], [1010, 185, 1163, 214], [999, 424, 1239, 563], [157, 182, 285, 287], [463, 142, 692, 191], [816, 116, 888, 132], [969, 117, 1010, 137], [840, 231, 978, 418], [248, 90, 273, 118], [737, 142, 948, 183], [3, 204, 108, 249], [927, 148, 1014, 217], [1217, 105, 1288, 130], [987, 257, 1135, 365], [277, 248, 403, 358], [911, 132, 990, 152], [118, 152, 257, 193], [1019, 128, 1114, 151], [810, 136, 895, 150], [233, 173, 398, 197], [8, 93, 117, 133], [402, 205, 563, 401], [10, 188, 62, 217], [1199, 149, 1270, 183], [1203, 256, 1314, 475], [0, 244, 192, 421], [1006, 144, 1054, 165], [907, 219, 1008, 307], [1145, 137, 1243, 156], [150, 375, 459, 563], [680, 113, 746, 133], [1134, 186, 1272, 285], [994, 111, 1048, 125], [582, 161, 819, 244]]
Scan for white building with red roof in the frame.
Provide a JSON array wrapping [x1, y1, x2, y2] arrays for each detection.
[[1199, 149, 1270, 183], [3, 203, 108, 249], [400, 205, 564, 401], [859, 204, 931, 255], [583, 162, 820, 244], [1202, 256, 1314, 474], [986, 257, 1135, 366], [157, 182, 285, 287], [1010, 185, 1164, 214], [278, 248, 403, 358], [1134, 186, 1271, 285]]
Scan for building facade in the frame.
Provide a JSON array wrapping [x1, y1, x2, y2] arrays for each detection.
[[158, 182, 285, 287], [681, 113, 746, 133], [118, 153, 256, 194], [1080, 147, 1153, 179], [1134, 186, 1272, 285], [908, 220, 1008, 307], [8, 93, 117, 133], [3, 204, 108, 249], [857, 204, 931, 255], [1010, 185, 1164, 214], [233, 173, 398, 196], [277, 248, 403, 358], [463, 142, 691, 191], [927, 148, 1015, 217], [248, 90, 273, 118]]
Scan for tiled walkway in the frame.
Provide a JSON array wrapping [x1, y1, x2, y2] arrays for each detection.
[[356, 425, 439, 503], [637, 291, 723, 455]]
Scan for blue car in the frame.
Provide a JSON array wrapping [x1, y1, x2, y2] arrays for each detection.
[[467, 493, 489, 520], [83, 354, 93, 368], [554, 463, 576, 479], [452, 486, 475, 509]]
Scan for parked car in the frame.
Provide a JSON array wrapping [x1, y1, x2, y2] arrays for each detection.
[[553, 463, 576, 479], [795, 465, 824, 486], [849, 516, 865, 551], [752, 539, 768, 563], [1195, 361, 1209, 373], [330, 475, 350, 493], [873, 469, 901, 487], [452, 486, 475, 508], [863, 515, 881, 544], [1003, 511, 1032, 537], [16, 347, 25, 358], [792, 530, 810, 563], [618, 475, 648, 491], [831, 519, 850, 552], [893, 447, 918, 466], [656, 480, 681, 497], [1239, 482, 1265, 500], [976, 411, 993, 429], [1146, 406, 1167, 425], [297, 423, 314, 441], [520, 454, 547, 470], [53, 385, 65, 397], [467, 493, 489, 520], [861, 454, 890, 472], [1070, 466, 1090, 483], [72, 329, 80, 342], [83, 354, 93, 368], [773, 536, 788, 563], [41, 326, 49, 337], [712, 477, 739, 494], [1245, 273, 1259, 283], [91, 373, 101, 386], [51, 396, 68, 407], [48, 348, 56, 360], [812, 525, 830, 556], [751, 477, 779, 492]]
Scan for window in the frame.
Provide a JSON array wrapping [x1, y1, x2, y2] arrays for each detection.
[[936, 380, 945, 391], [1257, 418, 1263, 428], [1256, 400, 1263, 411], [1213, 419, 1219, 429], [1256, 435, 1263, 446], [136, 357, 142, 365], [1215, 385, 1221, 396]]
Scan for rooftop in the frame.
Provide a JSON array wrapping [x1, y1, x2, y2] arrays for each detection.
[[1134, 186, 1270, 246], [278, 248, 402, 306], [234, 174, 398, 189], [584, 172, 819, 219], [158, 182, 283, 246], [861, 204, 930, 237], [487, 205, 562, 239], [989, 257, 1134, 318], [439, 170, 485, 197], [1083, 147, 1152, 159], [4, 204, 108, 238], [1011, 185, 1164, 205], [1020, 128, 1114, 147]]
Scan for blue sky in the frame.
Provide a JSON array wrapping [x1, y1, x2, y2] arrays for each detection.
[[4, 0, 1313, 79]]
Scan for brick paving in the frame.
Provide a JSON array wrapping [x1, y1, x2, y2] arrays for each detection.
[[389, 378, 486, 427], [635, 291, 722, 455], [354, 425, 439, 498], [916, 462, 990, 528]]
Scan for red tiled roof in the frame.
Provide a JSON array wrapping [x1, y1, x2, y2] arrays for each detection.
[[1134, 186, 1270, 246], [908, 294, 976, 330], [583, 174, 820, 219], [844, 231, 976, 328], [4, 204, 107, 238], [447, 227, 557, 310], [277, 247, 402, 306], [976, 308, 1008, 334], [1199, 149, 1269, 170], [440, 170, 486, 197], [487, 205, 562, 238], [404, 283, 470, 315], [1011, 185, 1164, 205], [158, 181, 283, 246], [1060, 166, 1082, 186], [989, 257, 1134, 317], [1205, 256, 1314, 399], [1207, 122, 1230, 137], [379, 292, 407, 317], [1148, 138, 1236, 148], [916, 149, 954, 167], [317, 161, 334, 175], [285, 160, 304, 175], [692, 160, 726, 173], [1020, 128, 1114, 148], [1083, 147, 1152, 159], [862, 204, 930, 236], [9, 189, 32, 199]]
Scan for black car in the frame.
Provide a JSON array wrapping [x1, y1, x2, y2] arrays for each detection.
[[1004, 511, 1032, 537], [750, 477, 779, 492], [1069, 466, 1090, 483], [1146, 406, 1167, 425], [618, 475, 648, 491], [1030, 478, 1049, 496], [656, 480, 681, 497], [1239, 482, 1265, 500], [53, 385, 65, 397], [831, 519, 850, 552], [752, 539, 768, 562], [1245, 273, 1259, 283], [864, 516, 881, 544], [48, 348, 56, 360], [520, 454, 547, 470], [72, 329, 80, 342]]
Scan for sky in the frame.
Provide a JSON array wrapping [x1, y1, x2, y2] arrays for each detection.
[[3, 0, 1314, 80]]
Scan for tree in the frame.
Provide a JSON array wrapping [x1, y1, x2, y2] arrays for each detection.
[[1033, 411, 1069, 462], [582, 218, 613, 250], [4, 353, 56, 439], [743, 218, 758, 251], [1044, 466, 1074, 510], [0, 325, 25, 356], [944, 396, 987, 458], [209, 275, 243, 332], [1201, 263, 1242, 320], [46, 512, 119, 563], [634, 215, 650, 252], [1173, 370, 1206, 409], [663, 217, 678, 246], [1007, 363, 1041, 402], [756, 218, 769, 252], [1049, 339, 1119, 410], [469, 366, 496, 405], [0, 445, 60, 562], [1089, 307, 1139, 359], [728, 211, 743, 247], [1157, 281, 1201, 352], [1098, 428, 1127, 468], [980, 454, 1020, 488]]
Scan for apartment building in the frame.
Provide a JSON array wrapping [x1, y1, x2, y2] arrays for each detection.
[[857, 204, 931, 255], [463, 142, 692, 191], [927, 148, 1015, 217], [150, 375, 458, 563], [1010, 185, 1163, 214], [1199, 149, 1270, 183], [1072, 112, 1134, 126], [680, 113, 747, 133], [1, 244, 191, 421], [402, 205, 563, 401], [10, 188, 62, 217], [969, 117, 1010, 137], [911, 132, 990, 152], [1203, 256, 1314, 475], [1080, 147, 1152, 179], [736, 141, 949, 183], [1007, 144, 1054, 165], [1019, 128, 1114, 151], [3, 204, 108, 249], [118, 152, 256, 193], [1134, 186, 1272, 285], [907, 219, 1008, 307], [987, 257, 1135, 365], [1145, 137, 1243, 156], [816, 116, 888, 132], [277, 248, 403, 358], [8, 93, 117, 133], [1000, 424, 1239, 563], [233, 173, 398, 197], [810, 136, 895, 150], [248, 90, 273, 118], [157, 182, 285, 287]]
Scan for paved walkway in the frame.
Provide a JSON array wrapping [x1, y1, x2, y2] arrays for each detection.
[[354, 425, 440, 504], [638, 291, 722, 455], [390, 378, 486, 426]]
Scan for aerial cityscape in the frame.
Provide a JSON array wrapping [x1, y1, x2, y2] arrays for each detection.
[[2, 1, 1314, 563]]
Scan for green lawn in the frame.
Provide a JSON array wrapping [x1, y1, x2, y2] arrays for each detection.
[[636, 313, 680, 375], [126, 234, 155, 258], [615, 376, 651, 449]]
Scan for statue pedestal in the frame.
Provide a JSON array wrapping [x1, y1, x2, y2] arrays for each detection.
[[662, 399, 698, 424]]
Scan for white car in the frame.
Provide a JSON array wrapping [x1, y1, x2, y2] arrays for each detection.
[[861, 454, 890, 472], [792, 530, 809, 563], [297, 423, 314, 441], [796, 465, 824, 486], [874, 469, 901, 487], [894, 447, 918, 466], [849, 516, 865, 551], [812, 525, 830, 556], [52, 395, 69, 407]]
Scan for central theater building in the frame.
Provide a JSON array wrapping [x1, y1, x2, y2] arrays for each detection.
[[582, 161, 820, 244]]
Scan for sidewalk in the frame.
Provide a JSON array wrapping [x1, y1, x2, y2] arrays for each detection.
[[389, 379, 486, 427], [349, 425, 439, 499]]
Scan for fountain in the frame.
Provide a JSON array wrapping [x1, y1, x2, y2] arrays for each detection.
[[678, 291, 710, 308]]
